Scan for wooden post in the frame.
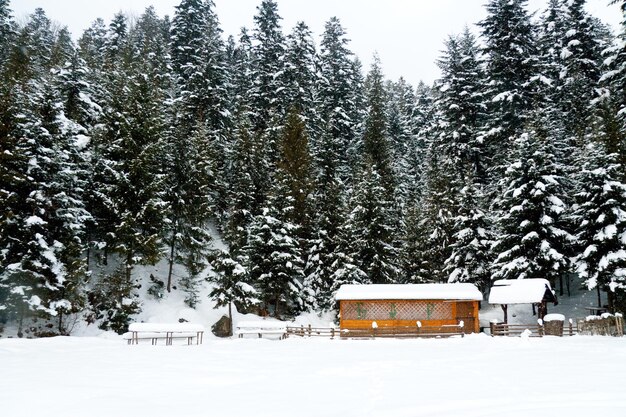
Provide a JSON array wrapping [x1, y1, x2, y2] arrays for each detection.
[[501, 304, 508, 324], [308, 324, 312, 337]]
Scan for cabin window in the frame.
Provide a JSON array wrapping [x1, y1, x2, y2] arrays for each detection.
[[342, 300, 453, 321]]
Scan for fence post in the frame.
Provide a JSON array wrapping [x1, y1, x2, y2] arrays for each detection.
[[568, 318, 573, 336], [308, 324, 312, 337], [537, 319, 544, 337], [331, 327, 335, 339]]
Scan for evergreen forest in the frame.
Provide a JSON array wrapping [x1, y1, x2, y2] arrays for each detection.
[[1, 0, 626, 335]]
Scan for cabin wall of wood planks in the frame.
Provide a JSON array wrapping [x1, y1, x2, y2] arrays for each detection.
[[339, 299, 479, 333]]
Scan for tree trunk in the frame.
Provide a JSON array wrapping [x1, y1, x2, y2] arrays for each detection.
[[125, 249, 134, 285], [17, 304, 24, 338], [228, 302, 233, 337], [607, 290, 615, 313], [167, 230, 176, 293]]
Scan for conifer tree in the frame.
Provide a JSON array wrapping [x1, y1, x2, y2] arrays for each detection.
[[600, 2, 626, 171], [573, 141, 626, 311], [250, 0, 286, 135], [490, 122, 573, 285], [444, 181, 494, 294], [558, 0, 606, 143], [479, 0, 538, 171], [344, 161, 400, 284], [278, 107, 313, 239], [208, 250, 258, 332], [318, 17, 358, 182], [434, 28, 486, 183], [284, 22, 320, 141], [245, 182, 309, 318]]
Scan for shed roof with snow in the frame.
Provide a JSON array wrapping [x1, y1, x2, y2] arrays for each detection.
[[335, 283, 483, 301], [488, 279, 556, 305]]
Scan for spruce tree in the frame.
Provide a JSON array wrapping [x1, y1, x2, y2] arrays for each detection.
[[284, 22, 320, 141], [573, 141, 626, 311], [434, 28, 487, 183], [208, 250, 258, 331], [250, 0, 286, 135], [318, 17, 358, 183], [479, 0, 538, 172], [344, 161, 400, 284], [444, 181, 494, 294], [245, 182, 309, 318], [490, 122, 573, 285]]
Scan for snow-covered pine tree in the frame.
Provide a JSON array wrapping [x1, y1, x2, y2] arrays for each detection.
[[277, 107, 314, 240], [250, 0, 286, 137], [0, 0, 14, 72], [224, 112, 257, 254], [557, 0, 606, 143], [444, 180, 494, 294], [479, 0, 538, 174], [244, 181, 308, 318], [434, 28, 487, 184], [85, 13, 169, 329], [225, 28, 254, 116], [318, 17, 358, 183], [385, 77, 419, 209], [599, 1, 626, 171], [283, 22, 320, 143], [573, 141, 626, 311], [208, 250, 258, 332], [0, 8, 91, 336], [170, 0, 230, 219], [490, 119, 573, 285], [304, 121, 350, 309], [407, 145, 456, 283], [344, 160, 400, 284], [361, 55, 395, 196]]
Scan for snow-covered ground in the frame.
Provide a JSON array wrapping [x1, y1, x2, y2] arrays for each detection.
[[1, 335, 625, 417]]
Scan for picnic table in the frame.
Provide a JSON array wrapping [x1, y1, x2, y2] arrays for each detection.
[[585, 306, 608, 316], [126, 323, 205, 345], [235, 321, 287, 339]]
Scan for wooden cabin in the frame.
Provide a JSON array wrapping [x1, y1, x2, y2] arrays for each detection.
[[335, 284, 483, 334], [488, 278, 558, 323]]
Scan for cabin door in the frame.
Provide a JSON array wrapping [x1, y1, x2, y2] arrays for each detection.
[[455, 301, 477, 333]]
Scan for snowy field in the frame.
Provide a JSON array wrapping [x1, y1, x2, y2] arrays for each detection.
[[1, 335, 625, 417]]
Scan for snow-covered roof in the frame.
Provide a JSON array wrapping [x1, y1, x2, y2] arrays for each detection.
[[334, 284, 483, 301], [488, 279, 555, 305]]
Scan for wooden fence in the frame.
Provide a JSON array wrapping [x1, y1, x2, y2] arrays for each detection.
[[286, 324, 464, 339], [576, 314, 624, 336], [489, 316, 626, 337]]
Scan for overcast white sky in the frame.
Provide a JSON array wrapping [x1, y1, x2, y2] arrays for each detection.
[[9, 0, 623, 86]]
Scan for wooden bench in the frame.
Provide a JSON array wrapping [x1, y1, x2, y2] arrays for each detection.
[[235, 321, 287, 339], [125, 323, 205, 345]]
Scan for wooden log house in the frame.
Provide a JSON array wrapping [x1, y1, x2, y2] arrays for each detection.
[[335, 284, 483, 334]]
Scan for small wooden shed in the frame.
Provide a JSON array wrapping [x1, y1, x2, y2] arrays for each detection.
[[335, 283, 483, 333], [488, 278, 558, 323]]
